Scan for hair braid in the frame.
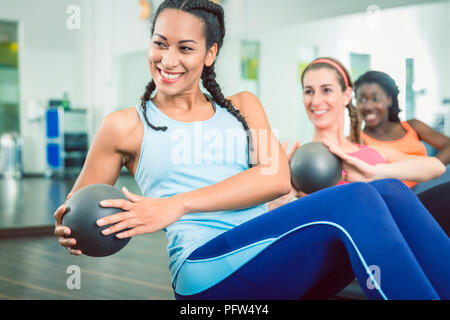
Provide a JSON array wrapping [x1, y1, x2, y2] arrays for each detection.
[[184, 1, 255, 165], [347, 103, 362, 144], [182, 0, 225, 50], [201, 65, 255, 166], [140, 80, 167, 131]]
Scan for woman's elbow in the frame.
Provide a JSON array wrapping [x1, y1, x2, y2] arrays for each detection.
[[425, 157, 447, 181], [274, 172, 292, 197], [260, 158, 292, 197], [263, 169, 291, 197], [277, 181, 292, 197], [434, 158, 446, 179]]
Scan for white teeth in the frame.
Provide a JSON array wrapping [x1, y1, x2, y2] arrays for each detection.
[[312, 110, 328, 115], [161, 70, 182, 80]]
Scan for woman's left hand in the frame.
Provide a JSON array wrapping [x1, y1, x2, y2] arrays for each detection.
[[322, 140, 382, 183], [96, 187, 186, 239]]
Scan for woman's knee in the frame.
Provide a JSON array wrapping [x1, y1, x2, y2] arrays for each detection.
[[338, 181, 384, 205], [370, 178, 410, 192], [332, 182, 396, 224], [290, 182, 387, 221]]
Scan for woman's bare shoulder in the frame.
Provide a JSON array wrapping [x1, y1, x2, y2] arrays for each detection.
[[98, 107, 144, 152], [102, 107, 142, 135], [226, 91, 265, 118]]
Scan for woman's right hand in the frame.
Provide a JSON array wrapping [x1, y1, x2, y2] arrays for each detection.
[[54, 192, 82, 255]]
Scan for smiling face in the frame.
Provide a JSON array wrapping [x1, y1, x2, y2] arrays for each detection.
[[355, 82, 392, 128], [302, 67, 352, 131], [148, 9, 218, 96]]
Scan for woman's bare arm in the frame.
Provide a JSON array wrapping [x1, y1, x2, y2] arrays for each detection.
[[371, 145, 445, 183], [408, 119, 450, 165], [70, 108, 143, 192], [54, 107, 143, 253]]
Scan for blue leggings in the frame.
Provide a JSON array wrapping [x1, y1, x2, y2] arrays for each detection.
[[174, 179, 450, 300]]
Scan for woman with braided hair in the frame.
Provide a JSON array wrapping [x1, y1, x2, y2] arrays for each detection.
[[54, 1, 450, 300], [54, 0, 289, 289]]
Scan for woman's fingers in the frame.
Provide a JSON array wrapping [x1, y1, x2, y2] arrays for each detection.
[[99, 198, 133, 211], [115, 226, 148, 239], [121, 187, 143, 202], [322, 140, 361, 167], [54, 192, 74, 223], [323, 142, 348, 160], [54, 204, 75, 240], [54, 225, 71, 237], [55, 226, 81, 255], [66, 192, 74, 201], [96, 210, 132, 227], [100, 216, 137, 236], [58, 236, 76, 247], [54, 192, 82, 256], [68, 248, 83, 255], [54, 204, 67, 224]]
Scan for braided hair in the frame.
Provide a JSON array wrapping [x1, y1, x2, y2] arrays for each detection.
[[354, 71, 401, 122], [301, 57, 363, 144], [140, 0, 254, 166]]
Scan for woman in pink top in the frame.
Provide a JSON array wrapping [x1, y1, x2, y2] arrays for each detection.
[[335, 144, 386, 186], [268, 59, 443, 204]]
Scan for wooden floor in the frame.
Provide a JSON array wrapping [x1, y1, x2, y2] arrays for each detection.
[[0, 175, 365, 300], [0, 233, 366, 300], [0, 232, 174, 300]]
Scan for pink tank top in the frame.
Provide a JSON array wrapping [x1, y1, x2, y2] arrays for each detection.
[[337, 145, 387, 186]]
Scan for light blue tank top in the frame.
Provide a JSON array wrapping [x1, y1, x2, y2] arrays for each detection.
[[134, 96, 268, 285]]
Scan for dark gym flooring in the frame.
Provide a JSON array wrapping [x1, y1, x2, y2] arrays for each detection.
[[0, 175, 365, 300]]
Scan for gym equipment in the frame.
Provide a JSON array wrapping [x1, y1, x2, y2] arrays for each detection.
[[63, 184, 131, 257], [290, 142, 342, 194]]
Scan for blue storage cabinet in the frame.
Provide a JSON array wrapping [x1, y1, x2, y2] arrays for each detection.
[[45, 107, 88, 177], [45, 108, 63, 172]]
